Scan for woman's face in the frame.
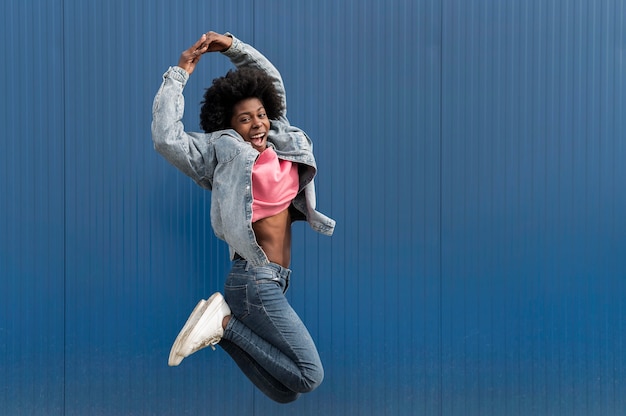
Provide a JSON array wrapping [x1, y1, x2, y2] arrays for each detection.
[[230, 97, 270, 152]]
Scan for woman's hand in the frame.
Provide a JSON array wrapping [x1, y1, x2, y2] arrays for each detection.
[[203, 31, 233, 53], [177, 32, 233, 75]]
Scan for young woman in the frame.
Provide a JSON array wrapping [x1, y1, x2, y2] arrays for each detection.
[[151, 31, 335, 403]]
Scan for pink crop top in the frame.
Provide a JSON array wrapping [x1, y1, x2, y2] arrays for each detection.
[[251, 148, 299, 223]]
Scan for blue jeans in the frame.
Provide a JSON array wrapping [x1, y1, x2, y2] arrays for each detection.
[[220, 259, 324, 403]]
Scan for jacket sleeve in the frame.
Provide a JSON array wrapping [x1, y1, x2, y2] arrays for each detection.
[[151, 66, 216, 190], [223, 34, 289, 124]]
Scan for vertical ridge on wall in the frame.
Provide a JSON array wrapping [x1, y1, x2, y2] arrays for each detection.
[[61, 0, 67, 412]]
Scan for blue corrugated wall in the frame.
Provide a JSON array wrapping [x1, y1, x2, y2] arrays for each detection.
[[1, 0, 625, 415]]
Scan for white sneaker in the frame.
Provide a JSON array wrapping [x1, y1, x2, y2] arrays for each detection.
[[168, 292, 231, 366]]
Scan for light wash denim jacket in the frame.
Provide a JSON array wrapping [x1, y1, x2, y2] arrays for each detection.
[[151, 34, 335, 266]]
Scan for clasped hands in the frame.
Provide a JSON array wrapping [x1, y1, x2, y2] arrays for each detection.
[[178, 31, 233, 75]]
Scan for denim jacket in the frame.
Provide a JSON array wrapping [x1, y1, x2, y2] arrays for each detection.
[[151, 34, 335, 266]]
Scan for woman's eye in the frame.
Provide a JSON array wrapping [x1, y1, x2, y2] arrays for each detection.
[[259, 113, 267, 118]]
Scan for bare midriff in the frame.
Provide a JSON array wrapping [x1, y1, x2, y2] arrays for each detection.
[[252, 207, 292, 268]]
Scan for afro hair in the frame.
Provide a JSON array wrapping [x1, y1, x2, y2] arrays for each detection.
[[199, 67, 285, 133]]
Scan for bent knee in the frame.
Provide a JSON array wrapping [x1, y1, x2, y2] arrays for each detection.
[[300, 365, 324, 393]]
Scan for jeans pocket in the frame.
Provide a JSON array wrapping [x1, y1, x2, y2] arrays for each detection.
[[224, 284, 249, 320]]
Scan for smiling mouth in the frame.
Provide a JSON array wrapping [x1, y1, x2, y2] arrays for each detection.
[[249, 133, 266, 145]]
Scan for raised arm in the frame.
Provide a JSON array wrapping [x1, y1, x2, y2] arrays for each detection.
[[221, 33, 288, 120], [181, 31, 287, 118], [151, 33, 234, 189]]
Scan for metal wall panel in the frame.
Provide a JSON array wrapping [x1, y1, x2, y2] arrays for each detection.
[[441, 0, 626, 415], [1, 0, 66, 414], [2, 0, 625, 415], [259, 2, 443, 414]]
